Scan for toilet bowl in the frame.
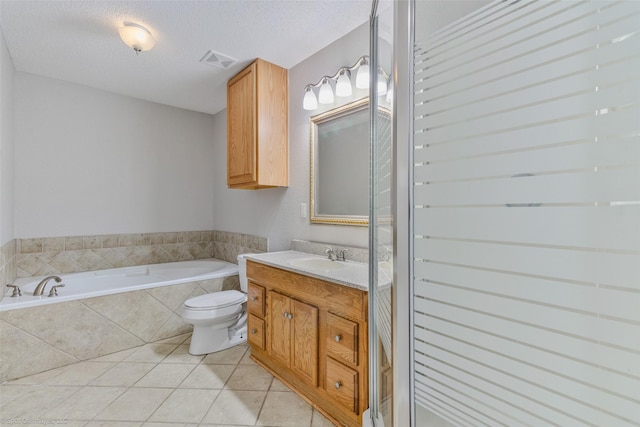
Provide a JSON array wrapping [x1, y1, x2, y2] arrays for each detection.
[[180, 254, 254, 355]]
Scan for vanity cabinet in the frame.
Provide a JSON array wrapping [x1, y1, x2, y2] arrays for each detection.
[[246, 260, 368, 427], [269, 292, 319, 386], [226, 58, 288, 189], [247, 283, 266, 349]]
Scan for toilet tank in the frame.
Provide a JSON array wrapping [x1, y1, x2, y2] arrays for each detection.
[[237, 254, 254, 293]]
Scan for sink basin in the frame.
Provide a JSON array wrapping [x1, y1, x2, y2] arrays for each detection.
[[289, 258, 345, 271]]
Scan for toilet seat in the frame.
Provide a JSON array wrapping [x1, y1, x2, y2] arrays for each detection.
[[184, 290, 246, 310]]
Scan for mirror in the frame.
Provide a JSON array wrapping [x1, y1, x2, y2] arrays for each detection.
[[310, 98, 369, 226]]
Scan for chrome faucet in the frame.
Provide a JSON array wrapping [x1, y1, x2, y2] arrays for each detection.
[[33, 275, 62, 296], [325, 247, 348, 262], [325, 247, 337, 261]]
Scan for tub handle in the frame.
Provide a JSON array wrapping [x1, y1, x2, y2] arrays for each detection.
[[6, 284, 22, 297], [48, 284, 65, 297]]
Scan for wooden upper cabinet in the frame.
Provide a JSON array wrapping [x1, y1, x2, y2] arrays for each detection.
[[227, 58, 289, 189]]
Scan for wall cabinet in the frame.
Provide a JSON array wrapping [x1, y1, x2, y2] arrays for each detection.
[[226, 58, 288, 189], [246, 260, 368, 427]]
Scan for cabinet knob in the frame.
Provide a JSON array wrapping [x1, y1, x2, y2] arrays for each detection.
[[251, 328, 257, 334], [251, 296, 258, 302], [334, 335, 341, 343], [335, 381, 341, 389]]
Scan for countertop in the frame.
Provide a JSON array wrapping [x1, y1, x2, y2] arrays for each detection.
[[243, 250, 369, 292]]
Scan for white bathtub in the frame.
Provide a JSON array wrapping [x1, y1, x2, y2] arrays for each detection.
[[1, 259, 239, 312]]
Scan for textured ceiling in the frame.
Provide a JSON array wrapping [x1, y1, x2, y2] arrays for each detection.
[[0, 0, 371, 114]]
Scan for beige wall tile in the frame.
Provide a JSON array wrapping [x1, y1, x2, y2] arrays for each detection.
[[120, 234, 137, 247], [18, 238, 42, 254], [43, 237, 65, 252], [102, 234, 120, 248], [84, 235, 103, 250], [0, 320, 78, 382], [65, 236, 84, 251]]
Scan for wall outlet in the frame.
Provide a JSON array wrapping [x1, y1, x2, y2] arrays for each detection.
[[300, 203, 307, 218]]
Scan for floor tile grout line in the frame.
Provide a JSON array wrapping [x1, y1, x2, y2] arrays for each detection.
[[1, 340, 329, 427]]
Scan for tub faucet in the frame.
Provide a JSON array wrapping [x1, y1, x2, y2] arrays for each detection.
[[33, 275, 62, 296]]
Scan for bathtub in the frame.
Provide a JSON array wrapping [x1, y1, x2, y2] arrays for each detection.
[[1, 259, 239, 312]]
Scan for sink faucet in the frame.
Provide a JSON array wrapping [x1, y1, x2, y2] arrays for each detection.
[[325, 247, 348, 262], [33, 275, 62, 296], [325, 247, 338, 261]]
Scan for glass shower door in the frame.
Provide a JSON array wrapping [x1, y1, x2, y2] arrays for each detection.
[[369, 0, 393, 426], [410, 0, 640, 425]]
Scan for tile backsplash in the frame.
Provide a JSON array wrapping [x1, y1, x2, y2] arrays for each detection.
[[0, 240, 17, 289], [290, 239, 368, 263], [12, 230, 268, 280]]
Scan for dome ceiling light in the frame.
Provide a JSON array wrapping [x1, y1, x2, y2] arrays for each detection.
[[119, 22, 155, 54]]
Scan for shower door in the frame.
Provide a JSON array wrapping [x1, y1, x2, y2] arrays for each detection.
[[368, 0, 394, 426], [407, 0, 640, 426]]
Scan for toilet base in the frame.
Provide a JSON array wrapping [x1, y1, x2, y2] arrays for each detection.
[[188, 320, 247, 355]]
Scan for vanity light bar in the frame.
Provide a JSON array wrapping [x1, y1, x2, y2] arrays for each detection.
[[302, 55, 391, 111]]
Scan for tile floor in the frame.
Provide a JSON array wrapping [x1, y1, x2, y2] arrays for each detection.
[[0, 333, 335, 426]]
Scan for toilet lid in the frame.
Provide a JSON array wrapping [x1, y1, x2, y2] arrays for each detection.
[[184, 290, 246, 309]]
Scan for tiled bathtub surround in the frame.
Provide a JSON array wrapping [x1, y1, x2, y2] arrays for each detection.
[[14, 230, 268, 279], [0, 275, 240, 382], [2, 229, 265, 382], [213, 230, 269, 263], [0, 240, 17, 291]]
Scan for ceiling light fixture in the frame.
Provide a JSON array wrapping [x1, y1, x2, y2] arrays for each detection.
[[119, 22, 155, 54]]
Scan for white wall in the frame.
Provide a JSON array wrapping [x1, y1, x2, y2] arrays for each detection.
[[0, 30, 15, 246], [213, 22, 370, 251], [14, 73, 216, 238]]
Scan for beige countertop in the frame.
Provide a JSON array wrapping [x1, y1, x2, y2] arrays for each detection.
[[244, 250, 369, 292]]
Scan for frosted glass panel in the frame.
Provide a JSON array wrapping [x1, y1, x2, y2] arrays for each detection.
[[412, 0, 640, 425]]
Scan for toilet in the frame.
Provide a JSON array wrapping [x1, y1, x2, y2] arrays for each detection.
[[180, 254, 253, 355]]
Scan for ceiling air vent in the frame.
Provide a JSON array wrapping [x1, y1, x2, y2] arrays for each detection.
[[199, 50, 238, 69]]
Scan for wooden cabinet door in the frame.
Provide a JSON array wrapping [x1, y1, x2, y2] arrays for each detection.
[[291, 299, 318, 386], [227, 62, 257, 187], [269, 291, 291, 366]]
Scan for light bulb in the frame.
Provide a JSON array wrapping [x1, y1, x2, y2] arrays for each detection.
[[377, 68, 387, 96], [318, 78, 334, 104], [335, 70, 352, 97], [355, 58, 369, 89], [303, 87, 318, 110]]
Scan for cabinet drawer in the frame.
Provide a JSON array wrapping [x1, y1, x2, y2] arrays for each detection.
[[327, 313, 358, 366], [248, 282, 266, 317], [326, 357, 358, 414], [248, 314, 265, 350]]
